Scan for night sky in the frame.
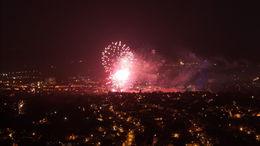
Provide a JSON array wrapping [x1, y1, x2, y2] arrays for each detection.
[[1, 1, 260, 75]]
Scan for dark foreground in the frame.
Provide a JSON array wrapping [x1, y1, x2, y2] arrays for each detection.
[[0, 92, 259, 146]]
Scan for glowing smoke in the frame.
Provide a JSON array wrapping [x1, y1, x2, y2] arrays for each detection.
[[102, 42, 212, 92]]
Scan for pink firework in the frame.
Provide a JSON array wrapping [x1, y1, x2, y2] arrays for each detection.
[[101, 41, 134, 91]]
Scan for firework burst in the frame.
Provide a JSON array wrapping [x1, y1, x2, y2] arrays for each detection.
[[101, 41, 134, 91]]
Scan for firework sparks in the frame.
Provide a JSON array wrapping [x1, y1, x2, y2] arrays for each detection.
[[101, 41, 134, 91]]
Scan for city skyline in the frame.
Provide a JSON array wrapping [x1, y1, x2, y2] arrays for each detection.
[[1, 1, 259, 145]]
